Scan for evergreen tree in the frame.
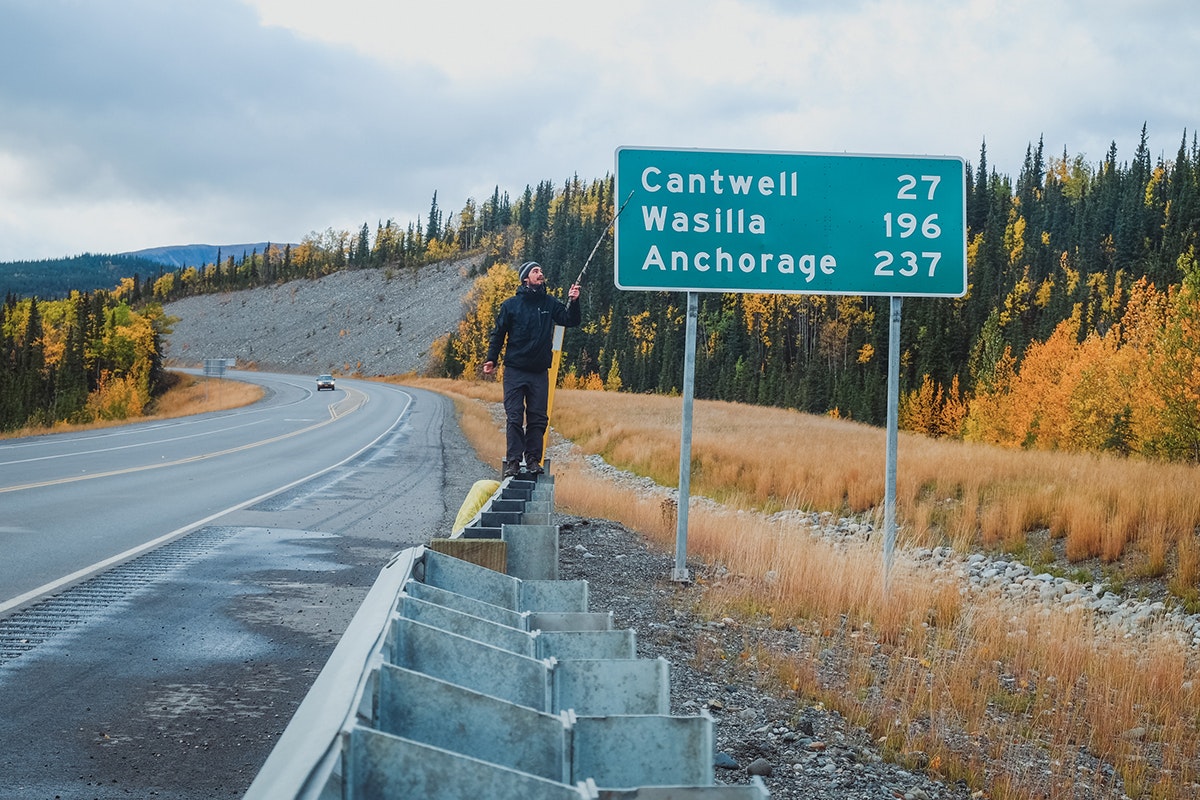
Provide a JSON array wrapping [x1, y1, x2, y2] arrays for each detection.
[[968, 141, 989, 236], [18, 298, 47, 425], [425, 191, 441, 243], [354, 224, 371, 268], [53, 293, 89, 420], [0, 300, 14, 428]]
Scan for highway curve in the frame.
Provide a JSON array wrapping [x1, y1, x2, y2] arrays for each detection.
[[0, 372, 491, 798]]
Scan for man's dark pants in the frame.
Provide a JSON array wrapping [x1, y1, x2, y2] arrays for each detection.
[[502, 366, 549, 465]]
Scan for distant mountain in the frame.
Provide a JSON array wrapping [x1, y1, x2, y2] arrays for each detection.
[[126, 243, 280, 269]]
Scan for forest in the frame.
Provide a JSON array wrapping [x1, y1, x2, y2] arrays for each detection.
[[0, 252, 168, 299], [0, 278, 170, 431], [3, 125, 1199, 461]]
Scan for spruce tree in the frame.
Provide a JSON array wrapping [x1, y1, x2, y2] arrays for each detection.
[[425, 192, 441, 243]]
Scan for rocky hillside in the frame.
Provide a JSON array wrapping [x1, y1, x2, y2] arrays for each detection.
[[162, 255, 480, 376]]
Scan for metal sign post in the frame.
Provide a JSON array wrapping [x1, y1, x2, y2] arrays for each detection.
[[672, 292, 698, 582], [883, 297, 902, 588]]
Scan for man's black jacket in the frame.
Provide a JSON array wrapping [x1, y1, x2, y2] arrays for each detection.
[[486, 284, 581, 372]]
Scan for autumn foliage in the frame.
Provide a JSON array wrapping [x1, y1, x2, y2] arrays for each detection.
[[906, 253, 1200, 463], [436, 262, 521, 378], [0, 290, 172, 431]]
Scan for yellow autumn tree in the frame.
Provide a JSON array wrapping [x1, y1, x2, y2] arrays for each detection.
[[1110, 277, 1169, 451], [998, 270, 1033, 330], [86, 370, 147, 419], [1065, 328, 1138, 453], [1004, 212, 1026, 268], [85, 301, 161, 419], [899, 374, 939, 435], [964, 285, 1168, 456], [33, 294, 77, 368], [604, 357, 623, 392], [818, 296, 874, 368], [901, 374, 969, 439], [1006, 312, 1084, 449], [627, 310, 656, 357], [152, 272, 176, 301], [740, 293, 778, 349], [973, 309, 1141, 453], [962, 347, 1020, 447], [113, 276, 137, 300], [448, 263, 519, 377], [1145, 248, 1200, 460], [426, 334, 452, 378], [937, 375, 969, 437], [425, 238, 457, 262]]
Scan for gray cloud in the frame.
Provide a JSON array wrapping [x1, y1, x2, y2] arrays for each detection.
[[1, 0, 1198, 260]]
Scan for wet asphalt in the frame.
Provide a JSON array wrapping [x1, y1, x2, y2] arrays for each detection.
[[0, 386, 490, 799]]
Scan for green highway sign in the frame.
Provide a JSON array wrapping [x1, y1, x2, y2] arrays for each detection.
[[614, 146, 967, 297]]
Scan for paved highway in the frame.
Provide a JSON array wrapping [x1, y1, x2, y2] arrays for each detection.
[[1, 371, 393, 611], [0, 371, 490, 797]]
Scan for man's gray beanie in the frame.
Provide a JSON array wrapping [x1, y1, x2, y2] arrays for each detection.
[[518, 261, 539, 282]]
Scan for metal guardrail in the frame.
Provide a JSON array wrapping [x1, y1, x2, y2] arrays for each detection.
[[244, 470, 769, 799]]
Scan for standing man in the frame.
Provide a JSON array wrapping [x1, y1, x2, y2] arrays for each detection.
[[483, 261, 582, 477]]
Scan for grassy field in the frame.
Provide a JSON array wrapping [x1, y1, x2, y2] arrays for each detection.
[[401, 376, 1200, 800], [0, 371, 264, 440]]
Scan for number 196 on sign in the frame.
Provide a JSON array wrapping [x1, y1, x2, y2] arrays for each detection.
[[882, 212, 941, 239]]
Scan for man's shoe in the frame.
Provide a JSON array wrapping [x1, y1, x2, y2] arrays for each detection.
[[503, 461, 520, 478], [524, 459, 544, 475]]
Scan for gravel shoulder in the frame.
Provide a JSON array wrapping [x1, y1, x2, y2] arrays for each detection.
[[556, 502, 975, 800]]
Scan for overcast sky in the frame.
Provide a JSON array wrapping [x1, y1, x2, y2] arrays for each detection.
[[1, 0, 1196, 262]]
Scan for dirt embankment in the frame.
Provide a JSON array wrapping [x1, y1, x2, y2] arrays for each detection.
[[162, 255, 479, 377]]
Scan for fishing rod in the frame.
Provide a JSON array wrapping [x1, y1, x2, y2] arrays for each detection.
[[567, 189, 635, 303]]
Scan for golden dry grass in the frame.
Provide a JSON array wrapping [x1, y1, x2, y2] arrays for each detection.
[[149, 372, 265, 418], [403, 377, 1200, 799], [544, 388, 1200, 583], [0, 372, 264, 439]]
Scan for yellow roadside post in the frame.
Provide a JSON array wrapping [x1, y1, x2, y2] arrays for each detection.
[[542, 325, 565, 462]]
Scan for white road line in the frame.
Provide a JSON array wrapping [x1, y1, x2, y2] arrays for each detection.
[[0, 419, 268, 466], [0, 387, 412, 617], [0, 387, 370, 492]]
